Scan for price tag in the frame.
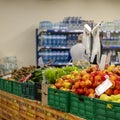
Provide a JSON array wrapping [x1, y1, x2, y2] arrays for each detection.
[[54, 29, 58, 32], [106, 31, 111, 39], [118, 52, 120, 62], [99, 54, 107, 70], [95, 78, 112, 96], [38, 57, 44, 68], [106, 51, 112, 65], [62, 30, 65, 32]]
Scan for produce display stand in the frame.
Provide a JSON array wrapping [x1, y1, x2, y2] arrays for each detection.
[[0, 90, 85, 120]]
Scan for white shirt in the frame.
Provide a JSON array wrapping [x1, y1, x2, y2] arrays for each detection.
[[70, 43, 86, 63]]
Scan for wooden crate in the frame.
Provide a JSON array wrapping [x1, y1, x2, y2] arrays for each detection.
[[68, 113, 86, 120], [35, 101, 45, 119], [19, 114, 35, 120], [19, 97, 27, 116], [24, 98, 36, 119], [0, 89, 85, 120]]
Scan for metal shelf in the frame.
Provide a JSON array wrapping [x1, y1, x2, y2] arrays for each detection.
[[102, 38, 120, 40], [115, 62, 120, 66], [38, 46, 71, 50], [36, 28, 82, 67], [38, 29, 83, 35], [102, 30, 120, 33], [50, 62, 68, 66], [103, 45, 120, 49]]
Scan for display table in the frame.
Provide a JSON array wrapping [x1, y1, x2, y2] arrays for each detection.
[[0, 90, 85, 120]]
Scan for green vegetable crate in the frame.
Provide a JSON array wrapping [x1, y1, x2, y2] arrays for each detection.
[[4, 79, 13, 93], [70, 92, 94, 120], [0, 78, 42, 101], [35, 82, 42, 101], [12, 81, 23, 96], [0, 78, 5, 90], [22, 82, 35, 100], [94, 98, 120, 120], [48, 87, 70, 112], [70, 92, 120, 120], [22, 82, 42, 101]]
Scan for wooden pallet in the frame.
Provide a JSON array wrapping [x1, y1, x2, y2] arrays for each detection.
[[0, 90, 85, 120]]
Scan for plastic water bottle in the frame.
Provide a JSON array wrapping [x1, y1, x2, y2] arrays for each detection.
[[63, 35, 66, 46], [60, 51, 64, 62], [49, 52, 52, 61], [47, 35, 51, 46], [40, 35, 43, 46], [43, 34, 47, 46], [60, 35, 63, 46], [61, 35, 65, 46], [56, 51, 60, 62], [46, 34, 49, 46], [52, 51, 56, 62], [52, 35, 54, 46], [38, 52, 43, 58], [49, 35, 52, 46], [71, 34, 74, 45], [67, 34, 71, 46], [56, 35, 60, 46], [44, 52, 48, 63], [64, 51, 66, 62], [50, 35, 53, 46]]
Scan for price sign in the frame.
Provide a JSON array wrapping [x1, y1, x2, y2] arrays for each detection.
[[106, 51, 112, 65], [95, 78, 112, 96], [99, 54, 107, 70], [38, 57, 44, 68], [106, 31, 111, 39]]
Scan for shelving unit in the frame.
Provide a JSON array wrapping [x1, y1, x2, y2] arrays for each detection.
[[36, 28, 83, 67], [102, 30, 120, 63], [36, 28, 120, 66]]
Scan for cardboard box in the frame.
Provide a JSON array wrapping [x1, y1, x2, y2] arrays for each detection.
[[42, 84, 51, 105]]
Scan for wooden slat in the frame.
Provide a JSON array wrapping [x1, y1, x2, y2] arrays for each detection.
[[0, 90, 86, 120]]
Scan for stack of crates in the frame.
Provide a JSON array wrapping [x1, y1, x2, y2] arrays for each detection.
[[0, 78, 43, 101]]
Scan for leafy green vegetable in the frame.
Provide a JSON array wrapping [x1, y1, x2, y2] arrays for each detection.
[[28, 68, 44, 83], [44, 66, 80, 84]]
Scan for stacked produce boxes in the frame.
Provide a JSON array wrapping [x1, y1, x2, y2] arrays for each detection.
[[0, 64, 120, 120], [0, 90, 84, 120], [47, 65, 120, 120]]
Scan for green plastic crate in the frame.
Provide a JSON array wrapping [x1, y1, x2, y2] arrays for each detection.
[[70, 92, 94, 120], [4, 79, 13, 93], [12, 81, 23, 96], [0, 78, 5, 90], [48, 87, 70, 112], [22, 82, 35, 100], [94, 98, 120, 120], [35, 82, 42, 101]]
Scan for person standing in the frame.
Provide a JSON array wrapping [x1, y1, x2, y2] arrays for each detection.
[[70, 34, 88, 64]]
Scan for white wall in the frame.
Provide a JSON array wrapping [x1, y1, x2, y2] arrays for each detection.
[[0, 0, 120, 67]]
